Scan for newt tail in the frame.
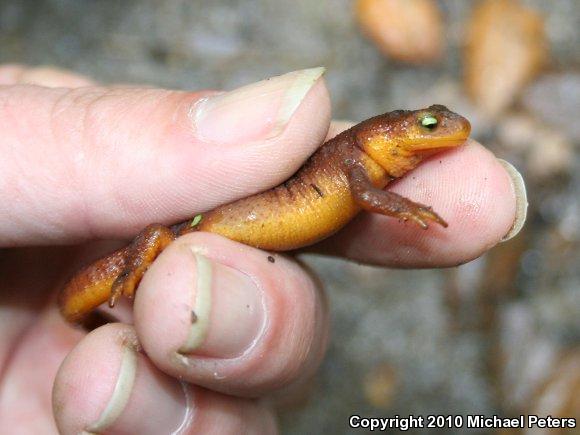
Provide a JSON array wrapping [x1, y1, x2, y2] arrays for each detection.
[[59, 105, 471, 323]]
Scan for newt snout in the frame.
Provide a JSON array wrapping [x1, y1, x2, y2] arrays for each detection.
[[60, 105, 471, 323]]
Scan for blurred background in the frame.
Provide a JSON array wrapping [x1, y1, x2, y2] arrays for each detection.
[[0, 0, 578, 433]]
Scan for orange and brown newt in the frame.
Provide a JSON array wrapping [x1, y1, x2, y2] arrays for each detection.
[[59, 105, 471, 323]]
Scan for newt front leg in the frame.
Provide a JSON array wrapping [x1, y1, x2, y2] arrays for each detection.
[[347, 165, 448, 229]]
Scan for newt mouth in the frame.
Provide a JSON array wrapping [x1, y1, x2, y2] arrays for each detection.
[[410, 117, 472, 151], [410, 135, 470, 152]]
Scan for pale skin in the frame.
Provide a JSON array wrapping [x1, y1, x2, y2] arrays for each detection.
[[0, 65, 520, 434]]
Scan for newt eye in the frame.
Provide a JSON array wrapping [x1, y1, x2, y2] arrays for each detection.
[[420, 115, 438, 131]]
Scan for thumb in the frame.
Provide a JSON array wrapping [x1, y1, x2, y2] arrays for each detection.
[[0, 67, 330, 246]]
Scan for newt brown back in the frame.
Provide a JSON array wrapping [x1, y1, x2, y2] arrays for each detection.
[[60, 105, 471, 323]]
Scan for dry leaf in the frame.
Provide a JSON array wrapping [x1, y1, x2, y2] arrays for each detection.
[[363, 362, 398, 409], [530, 350, 580, 422], [356, 0, 443, 64], [465, 0, 547, 117], [523, 73, 580, 142], [498, 112, 573, 180]]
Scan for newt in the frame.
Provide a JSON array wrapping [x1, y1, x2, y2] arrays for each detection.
[[59, 105, 471, 323]]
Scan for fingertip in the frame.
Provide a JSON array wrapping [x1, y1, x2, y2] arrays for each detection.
[[53, 322, 277, 434], [393, 140, 520, 265], [133, 232, 329, 397], [436, 140, 519, 258], [53, 323, 134, 433], [316, 140, 521, 267], [53, 323, 188, 435]]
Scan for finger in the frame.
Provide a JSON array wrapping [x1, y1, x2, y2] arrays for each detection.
[[132, 232, 329, 397], [312, 139, 526, 267], [0, 64, 95, 87], [52, 323, 277, 435], [0, 67, 330, 246]]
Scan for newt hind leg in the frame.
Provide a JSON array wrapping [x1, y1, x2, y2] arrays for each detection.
[[348, 166, 448, 228], [109, 224, 176, 307]]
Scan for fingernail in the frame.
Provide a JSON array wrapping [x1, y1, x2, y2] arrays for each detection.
[[85, 345, 137, 433], [498, 159, 528, 241], [178, 252, 212, 353], [191, 67, 325, 145], [84, 338, 191, 435], [178, 250, 265, 358]]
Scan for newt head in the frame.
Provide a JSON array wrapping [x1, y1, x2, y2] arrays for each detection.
[[355, 104, 471, 177]]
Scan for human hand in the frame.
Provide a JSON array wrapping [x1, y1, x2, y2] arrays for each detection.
[[0, 65, 525, 434]]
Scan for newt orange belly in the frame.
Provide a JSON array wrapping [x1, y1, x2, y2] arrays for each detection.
[[60, 105, 471, 323]]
